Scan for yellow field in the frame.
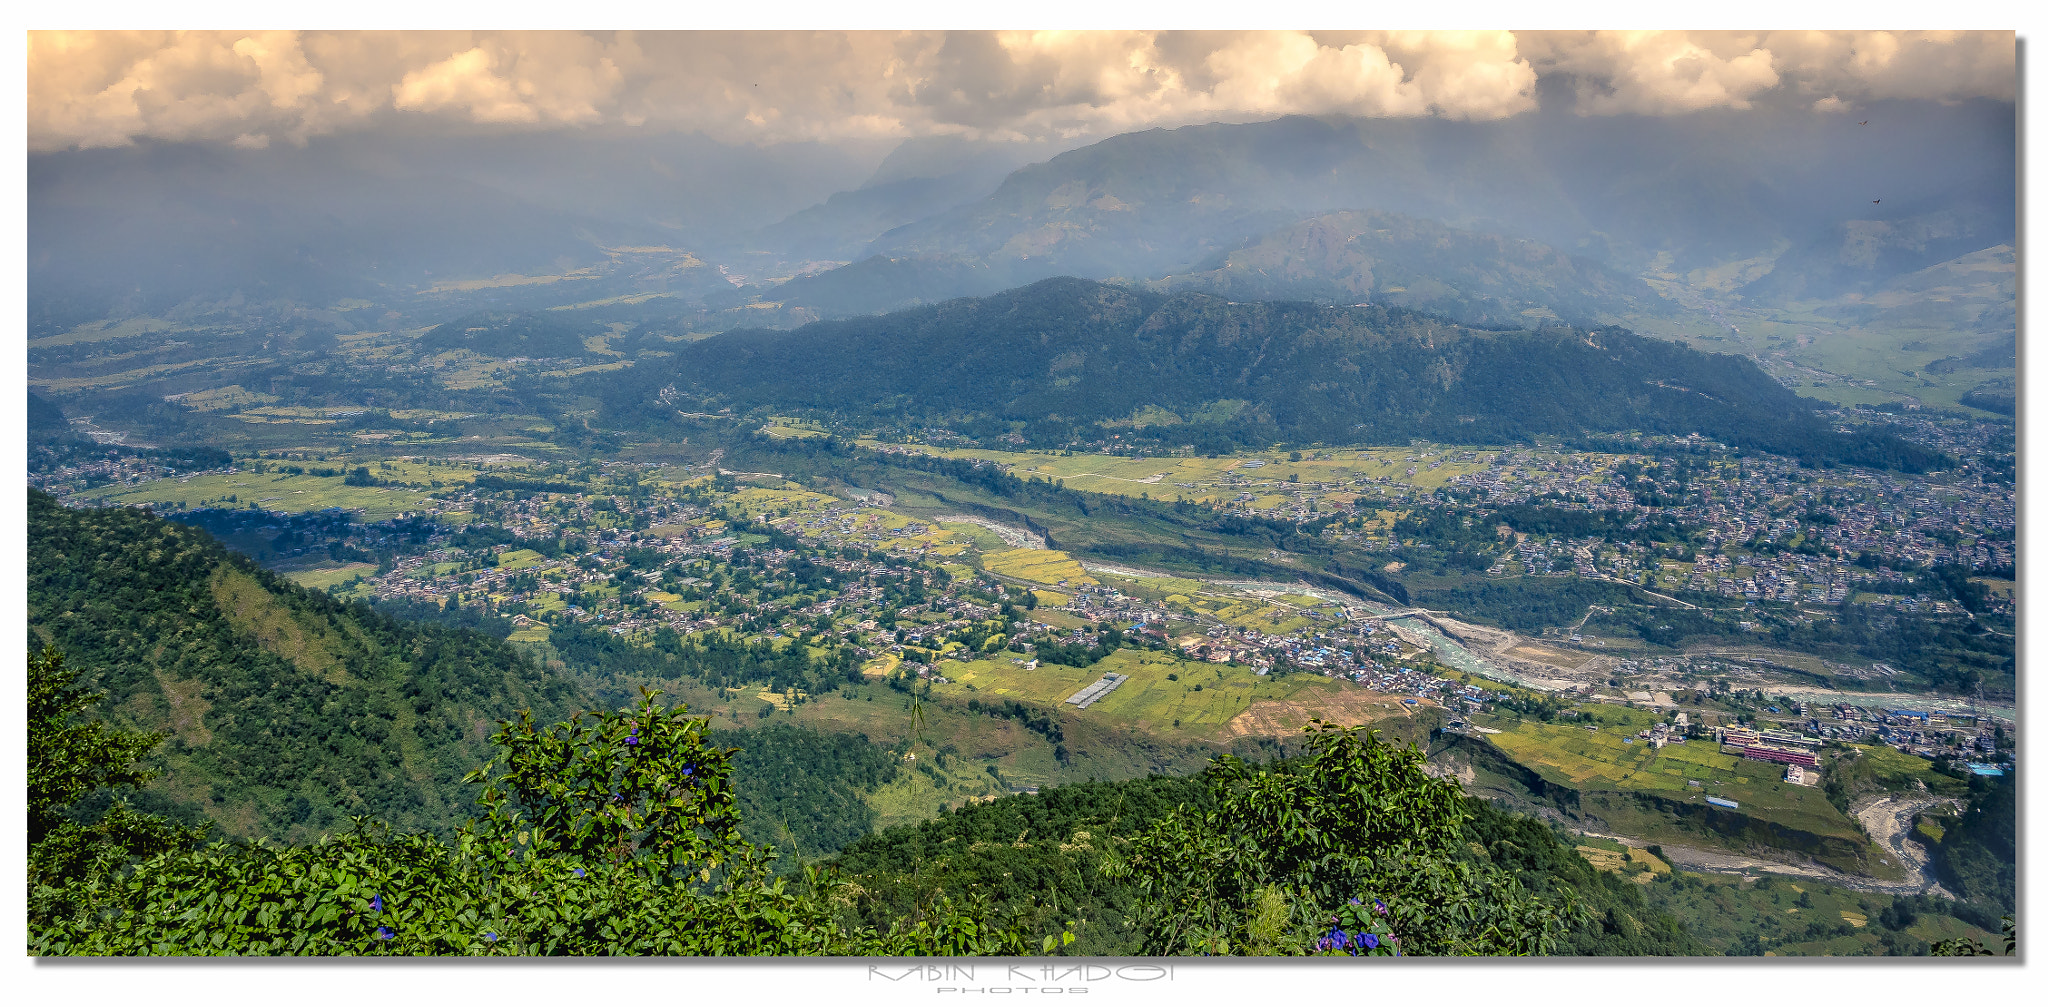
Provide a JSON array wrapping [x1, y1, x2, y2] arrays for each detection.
[[1175, 594, 1315, 635], [729, 487, 838, 514], [1576, 845, 1671, 876], [979, 548, 1097, 586]]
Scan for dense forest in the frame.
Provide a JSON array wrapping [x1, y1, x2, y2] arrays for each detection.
[[609, 278, 1943, 470], [718, 722, 903, 862]]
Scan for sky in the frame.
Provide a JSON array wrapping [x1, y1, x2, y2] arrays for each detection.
[[26, 30, 2017, 153]]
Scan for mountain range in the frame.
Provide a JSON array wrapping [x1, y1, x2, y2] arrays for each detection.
[[619, 277, 1943, 469], [30, 101, 2013, 346]]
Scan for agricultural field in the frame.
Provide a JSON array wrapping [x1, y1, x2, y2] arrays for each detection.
[[858, 439, 1512, 504], [1574, 837, 1671, 879], [735, 679, 1221, 802], [82, 469, 438, 521], [933, 647, 1423, 741], [1166, 591, 1332, 636], [1481, 705, 1866, 845], [281, 563, 379, 591], [979, 548, 1096, 587]]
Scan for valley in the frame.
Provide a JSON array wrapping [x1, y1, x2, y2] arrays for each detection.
[[23, 39, 2017, 961], [32, 406, 2015, 908]]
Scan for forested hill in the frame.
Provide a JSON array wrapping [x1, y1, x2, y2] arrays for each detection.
[[27, 490, 586, 842], [629, 278, 1942, 471], [826, 773, 1705, 956]]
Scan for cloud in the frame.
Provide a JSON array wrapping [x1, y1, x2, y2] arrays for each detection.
[[1528, 32, 1781, 114], [26, 30, 2015, 152], [1523, 30, 2013, 115]]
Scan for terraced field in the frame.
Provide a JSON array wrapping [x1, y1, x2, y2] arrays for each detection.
[[979, 548, 1096, 586]]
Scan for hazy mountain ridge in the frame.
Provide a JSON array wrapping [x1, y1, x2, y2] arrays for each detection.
[[1139, 210, 1688, 327], [623, 277, 1941, 469], [858, 105, 2012, 285], [739, 105, 2010, 341]]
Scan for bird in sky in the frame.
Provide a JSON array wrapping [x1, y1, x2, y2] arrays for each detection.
[[1872, 200, 1881, 204], [1858, 120, 1869, 126]]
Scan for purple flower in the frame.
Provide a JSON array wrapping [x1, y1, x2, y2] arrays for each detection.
[[1348, 897, 1361, 905], [1316, 937, 1332, 951], [682, 765, 695, 776], [1329, 929, 1349, 948], [484, 932, 498, 942], [626, 736, 638, 746], [573, 867, 585, 878], [369, 894, 382, 913], [375, 927, 394, 940], [1374, 899, 1387, 915], [1358, 933, 1380, 950]]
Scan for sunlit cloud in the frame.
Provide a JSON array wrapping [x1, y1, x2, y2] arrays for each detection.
[[26, 29, 2015, 152]]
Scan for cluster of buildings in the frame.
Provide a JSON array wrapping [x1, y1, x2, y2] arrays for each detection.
[[30, 450, 192, 496], [1717, 723, 1822, 771]]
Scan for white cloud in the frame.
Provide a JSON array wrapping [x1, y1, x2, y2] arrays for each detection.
[[25, 30, 2015, 152], [1525, 31, 1781, 114]]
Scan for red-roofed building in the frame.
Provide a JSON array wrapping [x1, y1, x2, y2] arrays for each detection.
[[1741, 745, 1817, 768]]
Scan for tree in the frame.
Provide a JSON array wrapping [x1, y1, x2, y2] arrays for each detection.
[[28, 646, 208, 935], [32, 689, 1049, 956], [1930, 916, 2014, 957], [1106, 721, 1580, 955]]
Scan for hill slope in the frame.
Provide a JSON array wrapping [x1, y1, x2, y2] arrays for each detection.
[[623, 278, 1942, 469], [28, 490, 587, 842]]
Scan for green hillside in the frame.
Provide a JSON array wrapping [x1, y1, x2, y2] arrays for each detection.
[[622, 278, 1943, 470], [28, 489, 586, 842], [827, 772, 1709, 956]]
